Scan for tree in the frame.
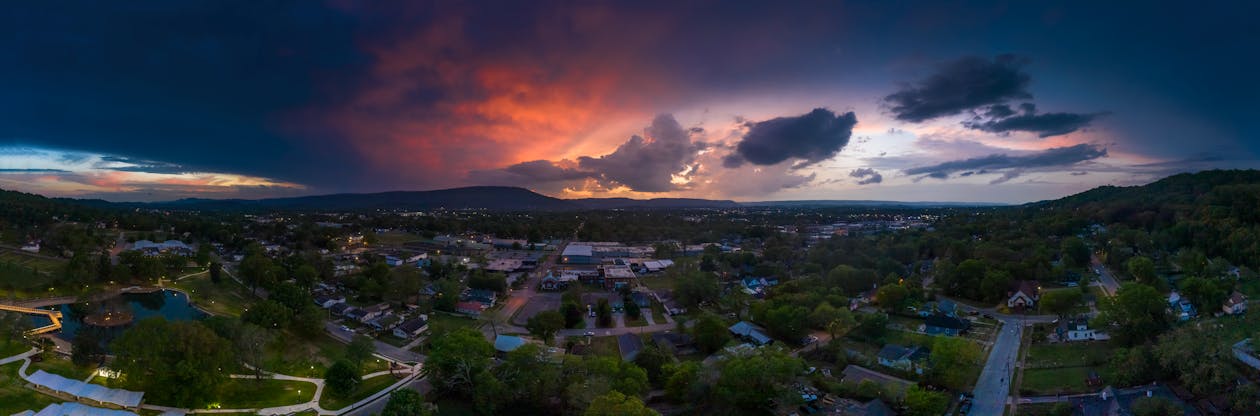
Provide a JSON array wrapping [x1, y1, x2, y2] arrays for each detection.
[[596, 298, 612, 327], [1040, 289, 1083, 317], [242, 300, 292, 330], [236, 323, 272, 380], [875, 284, 909, 312], [1094, 282, 1169, 346], [0, 311, 32, 346], [325, 359, 361, 397], [1127, 256, 1157, 285], [714, 348, 803, 412], [905, 385, 949, 416], [346, 335, 376, 367], [1178, 276, 1227, 313], [1061, 237, 1090, 269], [662, 361, 702, 403], [693, 313, 731, 354], [585, 391, 659, 416], [1106, 346, 1163, 386], [854, 312, 888, 341], [761, 304, 809, 341], [526, 310, 565, 344], [110, 318, 234, 407], [1155, 324, 1238, 396], [426, 328, 493, 395], [675, 271, 720, 307], [560, 301, 583, 328], [71, 329, 105, 366], [381, 389, 436, 416], [294, 264, 319, 289], [433, 278, 464, 312], [633, 344, 672, 386], [208, 261, 222, 284], [625, 297, 642, 319], [929, 336, 982, 390], [468, 270, 508, 293]]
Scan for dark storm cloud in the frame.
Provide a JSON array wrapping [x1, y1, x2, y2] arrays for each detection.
[[0, 168, 68, 173], [578, 114, 702, 192], [502, 160, 591, 182], [964, 111, 1106, 137], [97, 156, 190, 174], [905, 143, 1107, 179], [884, 55, 1032, 122], [849, 168, 883, 185], [722, 108, 857, 168]]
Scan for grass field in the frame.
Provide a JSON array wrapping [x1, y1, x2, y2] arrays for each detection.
[[210, 378, 318, 409], [263, 332, 350, 378], [1020, 366, 1097, 395], [318, 374, 400, 410], [649, 300, 667, 324], [172, 275, 255, 317], [28, 356, 96, 380], [0, 361, 59, 415], [0, 342, 32, 359], [1024, 343, 1112, 369], [567, 335, 621, 358], [374, 231, 423, 247]]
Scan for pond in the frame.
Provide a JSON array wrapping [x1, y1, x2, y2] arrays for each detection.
[[33, 290, 207, 344]]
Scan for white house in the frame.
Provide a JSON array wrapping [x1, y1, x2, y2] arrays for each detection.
[[1056, 317, 1109, 342], [1224, 291, 1248, 315], [1007, 281, 1040, 309]]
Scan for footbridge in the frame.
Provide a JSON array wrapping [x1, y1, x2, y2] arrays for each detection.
[[0, 304, 62, 335]]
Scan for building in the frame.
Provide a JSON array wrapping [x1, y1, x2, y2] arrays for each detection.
[[130, 240, 194, 257], [464, 289, 497, 308], [1224, 291, 1248, 315], [384, 256, 404, 267], [314, 294, 346, 308], [357, 303, 391, 323], [641, 259, 675, 273], [19, 242, 39, 253], [540, 271, 579, 291], [1054, 317, 1109, 342], [650, 332, 696, 356], [876, 344, 929, 373], [601, 264, 637, 290], [393, 316, 430, 339], [618, 333, 644, 361], [368, 314, 401, 330], [1065, 384, 1199, 416], [729, 321, 773, 346], [455, 301, 485, 316], [561, 244, 595, 264], [494, 335, 527, 355], [331, 302, 355, 317], [925, 313, 969, 336], [1169, 291, 1197, 321], [1007, 280, 1040, 309]]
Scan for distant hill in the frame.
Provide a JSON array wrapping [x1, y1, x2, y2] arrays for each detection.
[[741, 199, 1008, 208]]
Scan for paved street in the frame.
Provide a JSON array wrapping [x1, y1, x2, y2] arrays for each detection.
[[1092, 255, 1121, 296], [969, 318, 1022, 416]]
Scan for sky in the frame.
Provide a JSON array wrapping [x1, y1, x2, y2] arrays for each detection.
[[1, 1, 1257, 203]]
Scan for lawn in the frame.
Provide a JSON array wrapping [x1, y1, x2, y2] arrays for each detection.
[[318, 374, 401, 411], [624, 315, 648, 327], [0, 361, 59, 415], [649, 300, 667, 324], [567, 335, 621, 358], [172, 275, 255, 317], [208, 377, 317, 409], [1024, 343, 1112, 369], [414, 313, 479, 354], [1036, 288, 1091, 315], [375, 231, 423, 247], [1020, 366, 1098, 395], [263, 332, 350, 378], [0, 342, 32, 359], [29, 356, 96, 380]]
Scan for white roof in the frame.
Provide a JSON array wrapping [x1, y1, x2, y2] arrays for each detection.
[[27, 370, 144, 408], [562, 245, 593, 257]]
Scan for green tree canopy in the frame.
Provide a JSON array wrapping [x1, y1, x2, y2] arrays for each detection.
[[110, 318, 234, 407]]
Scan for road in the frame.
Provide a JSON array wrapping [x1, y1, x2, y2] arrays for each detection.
[[326, 322, 425, 364], [343, 376, 431, 416], [1091, 255, 1121, 296], [969, 317, 1023, 416]]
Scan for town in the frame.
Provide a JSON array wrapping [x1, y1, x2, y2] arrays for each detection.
[[2, 170, 1260, 416]]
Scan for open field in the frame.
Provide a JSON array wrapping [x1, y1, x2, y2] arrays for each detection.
[[29, 356, 96, 381], [172, 275, 254, 317], [1020, 366, 1097, 395], [1024, 343, 1111, 369]]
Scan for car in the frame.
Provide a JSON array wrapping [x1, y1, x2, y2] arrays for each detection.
[[800, 335, 818, 345], [339, 325, 351, 332], [584, 331, 595, 336]]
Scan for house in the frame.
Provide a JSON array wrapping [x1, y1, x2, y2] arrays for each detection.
[[656, 290, 686, 315], [642, 259, 674, 273], [1054, 317, 1109, 342], [618, 333, 644, 362], [494, 335, 527, 354], [330, 302, 355, 317], [1223, 291, 1248, 315], [1169, 291, 1197, 321], [1066, 384, 1198, 416], [540, 272, 578, 291], [1007, 280, 1040, 309], [345, 308, 368, 322], [358, 303, 391, 323], [455, 301, 485, 316], [368, 314, 401, 330], [876, 344, 929, 374], [384, 256, 404, 267], [393, 316, 429, 339], [464, 289, 498, 308], [925, 313, 969, 336], [729, 321, 773, 346], [650, 332, 696, 356], [314, 294, 346, 309]]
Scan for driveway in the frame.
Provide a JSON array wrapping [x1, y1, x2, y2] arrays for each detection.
[[969, 317, 1023, 416]]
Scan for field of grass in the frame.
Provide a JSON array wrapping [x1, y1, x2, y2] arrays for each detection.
[[0, 361, 59, 415], [0, 251, 66, 273], [29, 356, 96, 380], [1020, 366, 1097, 395], [649, 300, 667, 324], [1036, 288, 1092, 315], [375, 231, 423, 247], [0, 342, 32, 359], [1024, 343, 1112, 369], [624, 315, 648, 327], [172, 275, 255, 317], [318, 374, 400, 411], [567, 335, 621, 358], [209, 377, 317, 409]]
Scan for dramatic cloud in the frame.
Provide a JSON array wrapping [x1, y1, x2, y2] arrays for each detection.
[[849, 168, 883, 185], [471, 114, 703, 193], [964, 104, 1106, 137], [577, 114, 703, 192], [723, 108, 857, 168], [884, 55, 1032, 122], [904, 143, 1108, 180]]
